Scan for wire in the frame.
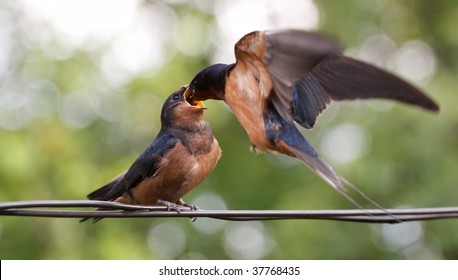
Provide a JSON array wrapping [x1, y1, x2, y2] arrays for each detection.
[[1, 200, 458, 223]]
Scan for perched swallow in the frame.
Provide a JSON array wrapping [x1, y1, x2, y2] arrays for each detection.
[[83, 86, 221, 221], [185, 30, 439, 209]]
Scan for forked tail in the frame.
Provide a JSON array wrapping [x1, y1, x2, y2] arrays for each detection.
[[284, 133, 400, 221]]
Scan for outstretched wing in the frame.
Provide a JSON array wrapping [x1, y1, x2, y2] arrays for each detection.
[[292, 53, 439, 128], [235, 30, 439, 128], [87, 132, 178, 201]]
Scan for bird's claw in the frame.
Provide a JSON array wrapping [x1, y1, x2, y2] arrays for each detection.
[[176, 199, 199, 211], [157, 199, 199, 221], [157, 199, 182, 213], [177, 199, 199, 222], [157, 199, 199, 214]]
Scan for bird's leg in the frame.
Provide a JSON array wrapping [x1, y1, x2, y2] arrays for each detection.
[[177, 199, 199, 211], [250, 144, 260, 154], [157, 199, 182, 213], [157, 199, 199, 221]]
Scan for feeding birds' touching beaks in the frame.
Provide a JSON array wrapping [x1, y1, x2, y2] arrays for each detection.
[[186, 29, 439, 212], [82, 86, 221, 222], [185, 63, 233, 102], [184, 85, 207, 108]]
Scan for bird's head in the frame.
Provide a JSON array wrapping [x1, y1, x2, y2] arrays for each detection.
[[185, 63, 232, 104], [161, 86, 207, 129]]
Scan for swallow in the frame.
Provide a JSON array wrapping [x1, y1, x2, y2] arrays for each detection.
[[82, 86, 221, 221], [185, 29, 439, 209]]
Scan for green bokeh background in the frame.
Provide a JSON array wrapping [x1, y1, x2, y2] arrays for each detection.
[[0, 0, 457, 259]]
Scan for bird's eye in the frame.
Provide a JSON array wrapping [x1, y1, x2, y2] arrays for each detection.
[[172, 94, 180, 101]]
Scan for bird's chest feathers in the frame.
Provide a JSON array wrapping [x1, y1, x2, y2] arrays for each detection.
[[151, 135, 220, 200], [181, 130, 221, 182], [224, 64, 273, 151]]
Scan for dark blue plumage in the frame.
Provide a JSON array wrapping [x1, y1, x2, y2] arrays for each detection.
[[264, 102, 318, 158], [88, 133, 178, 202]]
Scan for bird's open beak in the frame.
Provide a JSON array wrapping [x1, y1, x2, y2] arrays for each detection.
[[184, 87, 206, 109]]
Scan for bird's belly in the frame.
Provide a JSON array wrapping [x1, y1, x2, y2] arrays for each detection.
[[226, 97, 273, 152], [129, 140, 220, 205], [225, 67, 274, 152], [185, 140, 221, 189]]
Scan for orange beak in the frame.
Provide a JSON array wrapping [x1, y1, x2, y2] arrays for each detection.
[[184, 87, 206, 109]]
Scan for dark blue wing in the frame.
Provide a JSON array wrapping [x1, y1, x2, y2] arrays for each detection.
[[87, 131, 178, 201], [264, 30, 439, 129], [291, 73, 331, 129]]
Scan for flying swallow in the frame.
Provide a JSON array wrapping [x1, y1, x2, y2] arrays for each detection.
[[83, 86, 221, 221], [184, 30, 439, 209]]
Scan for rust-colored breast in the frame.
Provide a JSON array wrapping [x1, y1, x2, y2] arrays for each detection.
[[117, 137, 221, 206], [225, 31, 276, 152]]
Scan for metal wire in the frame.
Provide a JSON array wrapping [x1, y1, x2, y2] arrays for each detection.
[[1, 200, 458, 223]]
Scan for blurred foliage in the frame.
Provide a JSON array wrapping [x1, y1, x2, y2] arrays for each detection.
[[0, 0, 457, 259]]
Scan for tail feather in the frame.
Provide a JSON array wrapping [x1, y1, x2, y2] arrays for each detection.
[[288, 145, 399, 220], [80, 171, 127, 223], [87, 171, 126, 200]]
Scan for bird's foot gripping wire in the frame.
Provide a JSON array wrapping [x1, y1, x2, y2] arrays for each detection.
[[157, 199, 199, 222], [157, 199, 199, 212], [157, 199, 183, 213], [177, 199, 199, 211]]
